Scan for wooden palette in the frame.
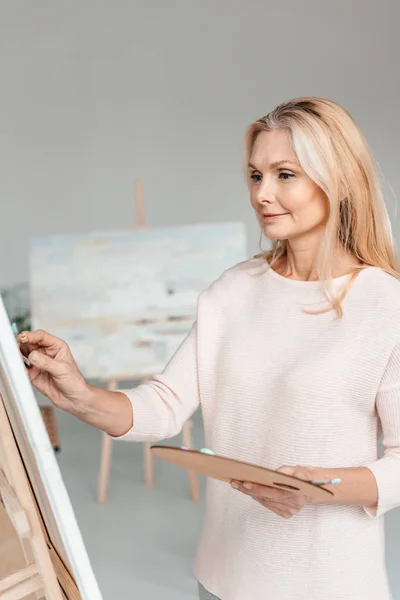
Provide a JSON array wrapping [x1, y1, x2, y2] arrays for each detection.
[[151, 446, 335, 501]]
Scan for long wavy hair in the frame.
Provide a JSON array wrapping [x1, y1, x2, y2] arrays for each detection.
[[245, 97, 399, 317]]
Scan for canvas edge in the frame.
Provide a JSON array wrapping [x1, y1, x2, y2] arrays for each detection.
[[0, 295, 103, 600]]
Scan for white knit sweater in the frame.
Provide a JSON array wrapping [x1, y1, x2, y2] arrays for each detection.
[[116, 257, 400, 600]]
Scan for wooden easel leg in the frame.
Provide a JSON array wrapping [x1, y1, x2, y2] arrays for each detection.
[[143, 443, 154, 487], [139, 377, 154, 488], [96, 378, 117, 504], [182, 420, 200, 502], [96, 432, 112, 504]]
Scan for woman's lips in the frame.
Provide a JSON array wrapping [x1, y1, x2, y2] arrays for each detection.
[[262, 213, 289, 219]]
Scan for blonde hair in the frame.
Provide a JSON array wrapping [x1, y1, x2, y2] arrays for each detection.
[[245, 96, 399, 317]]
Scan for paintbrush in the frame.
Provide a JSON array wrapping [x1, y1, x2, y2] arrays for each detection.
[[11, 322, 32, 368]]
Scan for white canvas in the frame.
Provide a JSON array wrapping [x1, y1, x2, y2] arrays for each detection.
[[0, 295, 103, 600], [30, 221, 247, 379]]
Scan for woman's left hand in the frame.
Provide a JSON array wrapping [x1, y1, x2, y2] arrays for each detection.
[[231, 465, 314, 519]]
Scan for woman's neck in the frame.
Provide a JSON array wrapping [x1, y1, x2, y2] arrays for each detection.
[[273, 244, 360, 282]]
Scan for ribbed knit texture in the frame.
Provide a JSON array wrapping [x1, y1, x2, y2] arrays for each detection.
[[116, 257, 400, 600]]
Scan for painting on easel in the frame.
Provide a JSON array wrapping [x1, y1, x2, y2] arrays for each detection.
[[0, 295, 102, 599], [29, 221, 247, 380]]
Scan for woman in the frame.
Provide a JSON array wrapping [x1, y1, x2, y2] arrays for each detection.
[[21, 97, 400, 600]]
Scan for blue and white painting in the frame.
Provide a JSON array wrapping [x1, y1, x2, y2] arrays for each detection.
[[30, 222, 247, 379]]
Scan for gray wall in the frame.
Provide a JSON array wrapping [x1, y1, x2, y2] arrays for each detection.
[[0, 1, 399, 596], [0, 0, 399, 288]]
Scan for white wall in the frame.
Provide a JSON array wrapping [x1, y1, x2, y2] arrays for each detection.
[[1, 0, 399, 288]]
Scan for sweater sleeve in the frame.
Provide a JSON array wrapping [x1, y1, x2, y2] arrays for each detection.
[[364, 342, 400, 518], [111, 322, 200, 443]]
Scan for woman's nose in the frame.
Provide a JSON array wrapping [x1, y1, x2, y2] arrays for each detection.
[[256, 184, 275, 205], [254, 176, 276, 205]]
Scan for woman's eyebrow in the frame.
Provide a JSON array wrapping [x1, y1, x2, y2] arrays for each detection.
[[247, 160, 299, 170]]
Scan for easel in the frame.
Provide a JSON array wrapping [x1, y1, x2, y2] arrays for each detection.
[[96, 179, 199, 504], [0, 392, 79, 600]]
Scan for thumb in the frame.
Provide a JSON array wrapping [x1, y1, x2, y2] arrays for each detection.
[[277, 465, 296, 476], [278, 465, 313, 481], [29, 351, 68, 377]]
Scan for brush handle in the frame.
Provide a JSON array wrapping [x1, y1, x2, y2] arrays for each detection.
[[308, 478, 342, 485]]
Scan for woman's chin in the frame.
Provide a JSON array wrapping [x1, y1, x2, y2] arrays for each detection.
[[263, 225, 291, 241]]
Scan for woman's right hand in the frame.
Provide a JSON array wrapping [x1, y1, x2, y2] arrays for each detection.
[[18, 329, 91, 415]]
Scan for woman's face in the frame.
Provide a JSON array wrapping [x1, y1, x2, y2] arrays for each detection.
[[248, 129, 329, 242]]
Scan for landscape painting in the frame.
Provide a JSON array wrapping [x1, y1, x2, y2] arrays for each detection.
[[30, 222, 247, 379]]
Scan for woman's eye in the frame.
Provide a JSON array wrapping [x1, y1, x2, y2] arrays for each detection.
[[278, 172, 295, 181], [250, 173, 262, 183]]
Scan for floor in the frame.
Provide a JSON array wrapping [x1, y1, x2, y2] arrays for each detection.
[[54, 406, 400, 600], [56, 406, 206, 599]]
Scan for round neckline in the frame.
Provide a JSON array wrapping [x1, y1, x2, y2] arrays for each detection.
[[265, 260, 365, 288]]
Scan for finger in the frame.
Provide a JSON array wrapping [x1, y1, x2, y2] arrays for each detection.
[[256, 497, 283, 511], [277, 465, 296, 476], [294, 470, 310, 481], [255, 498, 299, 519], [18, 329, 66, 350], [233, 481, 290, 500], [277, 465, 313, 481], [24, 364, 42, 381], [253, 493, 303, 509], [29, 350, 68, 377], [254, 498, 292, 518]]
